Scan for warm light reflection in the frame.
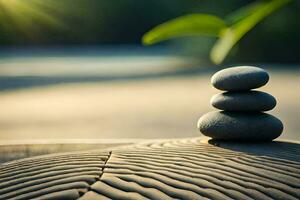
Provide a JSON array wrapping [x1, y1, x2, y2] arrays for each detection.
[[0, 0, 65, 38]]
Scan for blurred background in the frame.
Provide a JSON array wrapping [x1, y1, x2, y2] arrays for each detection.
[[0, 0, 299, 148]]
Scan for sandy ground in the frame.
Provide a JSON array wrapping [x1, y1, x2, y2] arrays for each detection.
[[0, 69, 299, 142]]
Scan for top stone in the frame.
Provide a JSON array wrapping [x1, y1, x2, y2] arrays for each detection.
[[211, 66, 269, 91]]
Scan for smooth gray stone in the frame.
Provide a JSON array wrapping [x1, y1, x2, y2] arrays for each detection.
[[197, 111, 283, 141], [211, 66, 269, 91], [211, 91, 276, 111]]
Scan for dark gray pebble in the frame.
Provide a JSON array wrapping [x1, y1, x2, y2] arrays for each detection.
[[197, 111, 283, 141], [211, 66, 269, 91], [211, 91, 276, 111]]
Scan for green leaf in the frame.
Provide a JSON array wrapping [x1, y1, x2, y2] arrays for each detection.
[[142, 14, 227, 45], [211, 0, 291, 64], [225, 1, 265, 24]]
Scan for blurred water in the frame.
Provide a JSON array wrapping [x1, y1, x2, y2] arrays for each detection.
[[0, 45, 200, 91]]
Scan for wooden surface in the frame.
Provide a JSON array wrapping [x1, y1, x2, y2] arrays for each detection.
[[1, 138, 300, 200]]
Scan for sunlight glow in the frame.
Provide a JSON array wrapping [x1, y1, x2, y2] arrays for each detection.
[[0, 0, 65, 39]]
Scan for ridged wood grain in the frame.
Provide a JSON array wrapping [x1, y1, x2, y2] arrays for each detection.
[[1, 138, 300, 200], [0, 151, 110, 200]]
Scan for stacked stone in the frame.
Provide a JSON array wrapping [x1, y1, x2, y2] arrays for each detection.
[[197, 66, 283, 141]]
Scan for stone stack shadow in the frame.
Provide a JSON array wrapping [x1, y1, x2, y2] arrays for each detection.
[[198, 66, 283, 141]]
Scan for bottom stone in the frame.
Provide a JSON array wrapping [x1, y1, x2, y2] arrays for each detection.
[[197, 111, 283, 141]]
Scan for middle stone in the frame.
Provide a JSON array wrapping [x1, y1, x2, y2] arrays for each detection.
[[211, 91, 276, 112]]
